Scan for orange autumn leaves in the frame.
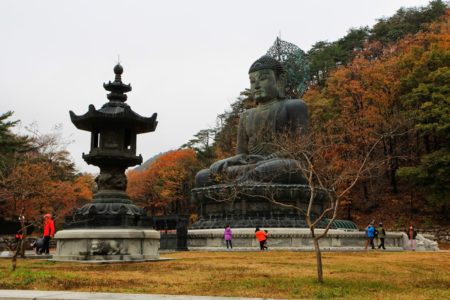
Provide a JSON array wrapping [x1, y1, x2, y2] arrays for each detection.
[[1, 160, 94, 223], [127, 149, 200, 215], [303, 11, 449, 207]]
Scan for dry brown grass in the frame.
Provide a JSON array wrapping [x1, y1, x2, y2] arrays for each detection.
[[0, 251, 449, 299], [438, 242, 450, 250]]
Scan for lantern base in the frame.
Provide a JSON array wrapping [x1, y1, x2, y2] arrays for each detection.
[[53, 228, 160, 262]]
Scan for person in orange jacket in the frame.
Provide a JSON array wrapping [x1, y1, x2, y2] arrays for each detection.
[[255, 227, 268, 250], [14, 230, 23, 251], [41, 213, 55, 254], [15, 231, 23, 242]]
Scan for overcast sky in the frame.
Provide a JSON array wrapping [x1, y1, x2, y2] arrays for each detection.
[[1, 0, 431, 174]]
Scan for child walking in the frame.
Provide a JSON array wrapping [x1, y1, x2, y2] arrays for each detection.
[[224, 224, 233, 249], [255, 227, 268, 251]]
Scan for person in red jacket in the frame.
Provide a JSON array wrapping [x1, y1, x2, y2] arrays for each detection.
[[255, 227, 268, 251], [42, 213, 55, 254]]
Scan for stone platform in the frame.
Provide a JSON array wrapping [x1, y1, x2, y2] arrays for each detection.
[[188, 228, 405, 250], [191, 183, 328, 229], [53, 228, 160, 262]]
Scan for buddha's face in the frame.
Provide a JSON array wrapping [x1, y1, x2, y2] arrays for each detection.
[[249, 69, 280, 103]]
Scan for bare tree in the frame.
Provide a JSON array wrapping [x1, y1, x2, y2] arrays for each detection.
[[266, 130, 383, 282], [0, 208, 37, 271], [204, 128, 384, 282]]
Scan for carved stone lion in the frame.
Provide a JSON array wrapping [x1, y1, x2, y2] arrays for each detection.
[[89, 239, 124, 255]]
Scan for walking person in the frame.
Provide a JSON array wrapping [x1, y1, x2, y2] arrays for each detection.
[[41, 213, 55, 255], [408, 224, 417, 251], [377, 223, 386, 250], [364, 223, 370, 250], [365, 223, 376, 250], [255, 227, 268, 251], [224, 224, 233, 249]]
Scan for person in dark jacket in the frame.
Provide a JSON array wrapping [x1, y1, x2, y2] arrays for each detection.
[[41, 213, 55, 254], [377, 223, 386, 250], [408, 224, 417, 251]]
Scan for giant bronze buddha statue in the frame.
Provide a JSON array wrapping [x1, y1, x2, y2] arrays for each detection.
[[190, 55, 327, 229], [195, 55, 308, 187]]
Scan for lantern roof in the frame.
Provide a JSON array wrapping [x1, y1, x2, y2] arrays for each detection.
[[70, 64, 158, 133]]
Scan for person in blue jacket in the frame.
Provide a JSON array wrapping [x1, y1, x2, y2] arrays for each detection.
[[366, 223, 376, 250]]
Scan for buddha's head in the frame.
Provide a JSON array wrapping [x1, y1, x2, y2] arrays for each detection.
[[248, 55, 286, 103]]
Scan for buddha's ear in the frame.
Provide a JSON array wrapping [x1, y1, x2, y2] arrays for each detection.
[[277, 73, 287, 98]]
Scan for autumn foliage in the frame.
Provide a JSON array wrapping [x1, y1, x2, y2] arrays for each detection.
[[127, 149, 200, 216], [0, 118, 94, 227], [0, 160, 94, 225], [303, 8, 450, 222]]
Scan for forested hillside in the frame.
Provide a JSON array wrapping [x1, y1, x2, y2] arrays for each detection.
[[130, 1, 449, 228], [304, 2, 449, 227]]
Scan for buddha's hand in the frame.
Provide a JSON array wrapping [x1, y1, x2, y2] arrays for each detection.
[[246, 155, 265, 164], [210, 154, 247, 173]]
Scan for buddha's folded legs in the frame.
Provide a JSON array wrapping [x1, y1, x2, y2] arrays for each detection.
[[248, 158, 307, 184], [195, 158, 307, 187]]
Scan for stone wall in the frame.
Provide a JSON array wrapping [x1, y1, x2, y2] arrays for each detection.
[[417, 228, 450, 243]]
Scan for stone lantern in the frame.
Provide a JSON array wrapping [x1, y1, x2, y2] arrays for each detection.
[[67, 63, 157, 227], [53, 64, 161, 261]]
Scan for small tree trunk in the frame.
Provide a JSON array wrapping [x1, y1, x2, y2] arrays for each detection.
[[309, 227, 324, 283], [20, 238, 26, 258], [11, 239, 21, 271], [312, 236, 323, 283], [19, 216, 26, 258]]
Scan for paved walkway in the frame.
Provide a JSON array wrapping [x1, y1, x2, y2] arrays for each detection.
[[0, 251, 51, 259], [0, 290, 275, 300]]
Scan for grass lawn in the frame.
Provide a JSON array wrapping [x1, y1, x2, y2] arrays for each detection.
[[0, 251, 449, 299]]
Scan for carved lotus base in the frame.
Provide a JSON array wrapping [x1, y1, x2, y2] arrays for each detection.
[[64, 190, 152, 228], [191, 183, 328, 229]]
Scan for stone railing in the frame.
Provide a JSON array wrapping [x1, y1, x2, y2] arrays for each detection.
[[188, 228, 404, 250], [393, 227, 450, 243]]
